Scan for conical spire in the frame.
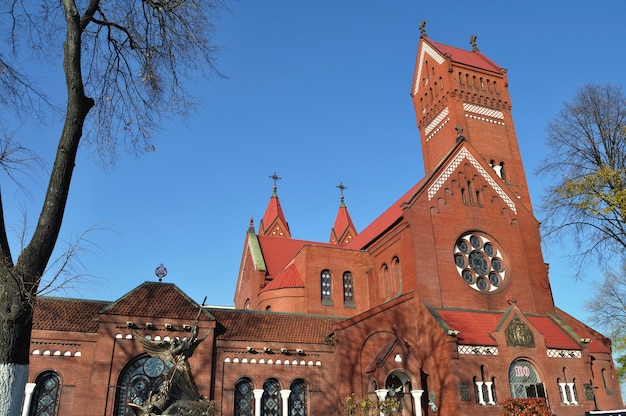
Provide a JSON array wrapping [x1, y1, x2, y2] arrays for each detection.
[[259, 172, 291, 238], [330, 182, 357, 245]]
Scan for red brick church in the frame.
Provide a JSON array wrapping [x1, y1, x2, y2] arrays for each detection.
[[26, 32, 623, 415]]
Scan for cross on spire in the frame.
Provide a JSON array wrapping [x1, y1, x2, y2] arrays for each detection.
[[269, 171, 282, 190], [336, 181, 347, 201]]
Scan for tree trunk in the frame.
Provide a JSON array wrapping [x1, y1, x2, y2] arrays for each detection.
[[0, 269, 34, 415], [0, 1, 94, 413]]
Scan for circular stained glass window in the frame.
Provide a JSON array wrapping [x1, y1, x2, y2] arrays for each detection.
[[454, 232, 507, 293]]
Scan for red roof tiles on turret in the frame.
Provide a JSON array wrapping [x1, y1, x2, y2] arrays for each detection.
[[426, 38, 502, 73], [261, 263, 305, 292], [330, 199, 357, 246], [259, 188, 291, 238], [258, 235, 334, 279]]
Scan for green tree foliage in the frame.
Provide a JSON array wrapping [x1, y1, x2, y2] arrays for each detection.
[[537, 83, 626, 266], [0, 1, 224, 414]]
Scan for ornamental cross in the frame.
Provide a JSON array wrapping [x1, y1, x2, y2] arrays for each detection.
[[269, 172, 282, 189], [336, 181, 347, 200]]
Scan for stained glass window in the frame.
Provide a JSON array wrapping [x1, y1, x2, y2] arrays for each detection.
[[115, 355, 173, 416], [262, 378, 281, 416], [321, 270, 333, 306], [454, 232, 507, 293], [509, 359, 545, 399], [289, 379, 306, 416], [235, 378, 254, 416], [343, 272, 354, 307], [30, 371, 61, 416]]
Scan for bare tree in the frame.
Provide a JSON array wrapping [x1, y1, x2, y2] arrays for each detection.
[[586, 266, 626, 379], [0, 1, 224, 413], [537, 83, 626, 270]]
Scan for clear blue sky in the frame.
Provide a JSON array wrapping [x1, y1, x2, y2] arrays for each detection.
[[3, 1, 626, 325]]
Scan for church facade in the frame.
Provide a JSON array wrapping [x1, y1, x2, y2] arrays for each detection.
[[26, 33, 623, 415]]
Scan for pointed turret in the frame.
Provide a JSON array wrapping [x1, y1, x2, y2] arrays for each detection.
[[330, 182, 357, 245], [258, 173, 291, 238]]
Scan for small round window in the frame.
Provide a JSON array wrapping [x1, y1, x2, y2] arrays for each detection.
[[454, 232, 506, 293]]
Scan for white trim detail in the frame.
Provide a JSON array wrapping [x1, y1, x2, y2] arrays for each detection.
[[424, 107, 450, 142], [222, 356, 322, 366], [427, 147, 517, 214], [458, 345, 499, 355], [463, 103, 504, 120], [413, 42, 445, 96], [547, 349, 582, 358]]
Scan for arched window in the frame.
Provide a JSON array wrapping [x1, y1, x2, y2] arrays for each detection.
[[321, 270, 333, 306], [114, 355, 173, 416], [602, 368, 613, 395], [289, 379, 307, 416], [381, 264, 390, 301], [262, 378, 281, 416], [234, 378, 254, 416], [509, 359, 545, 399], [343, 271, 355, 307], [30, 371, 61, 416], [391, 257, 402, 297]]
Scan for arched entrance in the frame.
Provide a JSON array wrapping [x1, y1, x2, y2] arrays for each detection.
[[385, 370, 413, 416]]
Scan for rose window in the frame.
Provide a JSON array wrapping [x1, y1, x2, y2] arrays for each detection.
[[454, 232, 506, 292]]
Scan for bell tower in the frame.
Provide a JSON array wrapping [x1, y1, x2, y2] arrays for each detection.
[[411, 24, 532, 211]]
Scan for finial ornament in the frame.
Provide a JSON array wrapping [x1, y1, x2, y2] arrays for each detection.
[[469, 34, 478, 51], [269, 171, 282, 190], [419, 20, 427, 37], [155, 263, 167, 282], [455, 124, 466, 142]]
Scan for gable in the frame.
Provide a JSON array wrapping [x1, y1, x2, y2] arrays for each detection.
[[427, 145, 517, 214], [412, 40, 446, 96], [101, 282, 209, 321]]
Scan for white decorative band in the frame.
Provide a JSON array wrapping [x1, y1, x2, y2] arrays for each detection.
[[224, 357, 322, 366], [547, 349, 581, 359], [425, 107, 449, 136], [426, 118, 450, 141], [422, 43, 445, 64], [463, 103, 504, 119], [413, 43, 445, 95], [458, 345, 499, 355]]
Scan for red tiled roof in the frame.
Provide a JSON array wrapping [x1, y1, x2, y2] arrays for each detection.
[[33, 297, 108, 333], [209, 309, 344, 344], [436, 309, 500, 346], [258, 236, 333, 279], [261, 264, 304, 292], [436, 309, 589, 351], [347, 180, 424, 250], [551, 311, 612, 354], [427, 39, 502, 73], [101, 282, 210, 321], [527, 316, 579, 350]]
